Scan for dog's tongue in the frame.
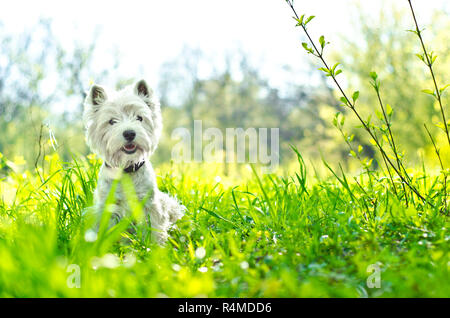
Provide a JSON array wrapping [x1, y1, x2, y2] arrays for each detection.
[[124, 144, 136, 150]]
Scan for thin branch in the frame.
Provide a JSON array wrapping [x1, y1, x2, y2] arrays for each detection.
[[286, 0, 432, 207], [407, 0, 450, 147]]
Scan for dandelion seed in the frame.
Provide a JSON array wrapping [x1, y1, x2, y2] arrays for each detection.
[[172, 264, 181, 272], [240, 261, 249, 270], [122, 253, 136, 268], [212, 260, 223, 272], [214, 176, 221, 183], [84, 229, 98, 242], [198, 266, 208, 273], [102, 253, 120, 269], [195, 247, 206, 259]]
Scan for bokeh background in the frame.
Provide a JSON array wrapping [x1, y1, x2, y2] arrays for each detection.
[[1, 0, 449, 173]]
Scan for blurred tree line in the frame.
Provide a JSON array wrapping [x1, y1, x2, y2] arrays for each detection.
[[0, 4, 449, 175], [328, 5, 450, 168], [0, 19, 114, 173]]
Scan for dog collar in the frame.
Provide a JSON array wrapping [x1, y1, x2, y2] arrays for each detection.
[[104, 160, 145, 173]]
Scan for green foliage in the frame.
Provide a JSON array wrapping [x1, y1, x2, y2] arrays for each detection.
[[3, 5, 449, 175], [156, 50, 334, 167], [0, 20, 123, 167], [0, 151, 448, 297], [333, 2, 450, 165], [286, 0, 450, 213]]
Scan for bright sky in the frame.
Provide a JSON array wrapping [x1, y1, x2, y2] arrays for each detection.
[[1, 0, 448, 99]]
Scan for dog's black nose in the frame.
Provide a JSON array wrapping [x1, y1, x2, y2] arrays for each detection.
[[123, 130, 136, 141]]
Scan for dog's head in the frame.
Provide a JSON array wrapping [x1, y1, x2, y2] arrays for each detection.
[[83, 80, 162, 168]]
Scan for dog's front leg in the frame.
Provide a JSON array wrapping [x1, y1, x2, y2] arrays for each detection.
[[93, 201, 126, 226], [145, 197, 170, 245]]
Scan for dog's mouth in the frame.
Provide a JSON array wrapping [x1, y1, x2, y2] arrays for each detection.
[[122, 143, 138, 154]]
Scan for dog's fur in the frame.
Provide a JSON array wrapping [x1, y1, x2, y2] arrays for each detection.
[[83, 80, 184, 244]]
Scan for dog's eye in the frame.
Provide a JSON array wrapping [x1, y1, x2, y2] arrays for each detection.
[[137, 116, 143, 122], [109, 119, 117, 125]]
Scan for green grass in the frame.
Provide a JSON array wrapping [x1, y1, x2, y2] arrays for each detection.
[[0, 151, 448, 297]]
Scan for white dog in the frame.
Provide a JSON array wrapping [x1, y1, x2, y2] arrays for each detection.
[[83, 79, 185, 244]]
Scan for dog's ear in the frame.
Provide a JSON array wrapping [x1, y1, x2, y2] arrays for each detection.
[[134, 80, 154, 107], [134, 79, 151, 97], [87, 84, 108, 106]]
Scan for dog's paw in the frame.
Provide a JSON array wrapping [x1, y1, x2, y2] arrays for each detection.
[[157, 191, 185, 224]]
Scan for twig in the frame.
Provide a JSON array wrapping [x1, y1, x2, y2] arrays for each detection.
[[285, 0, 432, 207], [407, 0, 450, 147]]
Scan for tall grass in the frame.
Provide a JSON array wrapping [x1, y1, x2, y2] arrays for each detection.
[[0, 152, 448, 297]]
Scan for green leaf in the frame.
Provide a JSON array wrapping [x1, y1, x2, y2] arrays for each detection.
[[439, 84, 450, 94], [369, 71, 378, 81], [293, 14, 305, 26], [421, 89, 435, 96], [305, 15, 315, 25], [375, 110, 383, 121], [435, 122, 446, 131], [386, 104, 393, 116], [431, 55, 437, 65], [358, 145, 363, 153], [301, 42, 314, 54], [332, 114, 338, 127], [331, 63, 340, 72], [352, 91, 359, 102], [319, 35, 325, 48]]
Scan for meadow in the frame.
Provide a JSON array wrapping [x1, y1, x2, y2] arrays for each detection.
[[0, 151, 448, 297], [0, 0, 449, 298]]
